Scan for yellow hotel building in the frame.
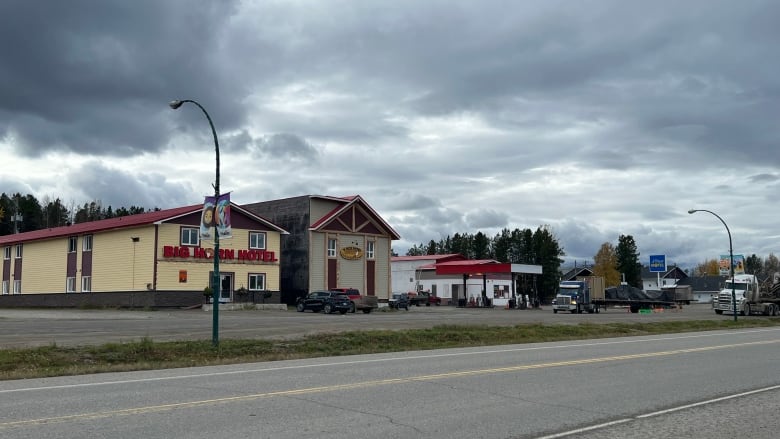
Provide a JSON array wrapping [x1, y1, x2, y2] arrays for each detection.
[[0, 203, 287, 308]]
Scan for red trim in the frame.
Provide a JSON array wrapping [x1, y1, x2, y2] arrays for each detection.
[[435, 262, 512, 275]]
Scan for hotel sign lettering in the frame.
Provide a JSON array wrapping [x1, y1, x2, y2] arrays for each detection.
[[163, 245, 278, 262]]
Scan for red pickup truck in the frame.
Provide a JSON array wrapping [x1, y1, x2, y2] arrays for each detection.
[[329, 288, 378, 313]]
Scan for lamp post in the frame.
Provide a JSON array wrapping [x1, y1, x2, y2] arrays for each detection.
[[688, 209, 737, 322], [170, 99, 222, 345]]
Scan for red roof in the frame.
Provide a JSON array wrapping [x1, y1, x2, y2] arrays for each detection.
[[0, 203, 288, 246], [391, 254, 465, 262], [435, 259, 499, 266]]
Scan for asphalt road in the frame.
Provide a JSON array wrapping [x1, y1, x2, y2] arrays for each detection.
[[0, 303, 731, 348], [1, 326, 779, 438]]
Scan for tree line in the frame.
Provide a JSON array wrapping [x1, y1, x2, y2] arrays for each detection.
[[402, 230, 648, 302], [0, 192, 153, 236], [402, 226, 565, 302], [692, 254, 780, 280]]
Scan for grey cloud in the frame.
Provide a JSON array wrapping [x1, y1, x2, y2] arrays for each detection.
[[464, 209, 508, 230], [0, 0, 245, 157], [3, 0, 780, 269], [256, 133, 319, 161], [67, 160, 195, 209], [749, 173, 779, 183]]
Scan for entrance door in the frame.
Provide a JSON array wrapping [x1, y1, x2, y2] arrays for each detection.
[[219, 273, 233, 303]]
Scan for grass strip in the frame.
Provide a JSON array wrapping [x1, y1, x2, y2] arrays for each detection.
[[1, 318, 777, 380]]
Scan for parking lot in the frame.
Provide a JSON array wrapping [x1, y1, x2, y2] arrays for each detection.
[[0, 303, 727, 348]]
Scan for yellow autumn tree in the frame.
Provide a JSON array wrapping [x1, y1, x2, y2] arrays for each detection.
[[694, 259, 720, 276], [592, 242, 621, 287]]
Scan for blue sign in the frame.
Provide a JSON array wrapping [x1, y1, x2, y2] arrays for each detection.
[[649, 255, 666, 272]]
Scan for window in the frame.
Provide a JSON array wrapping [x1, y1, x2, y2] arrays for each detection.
[[3, 246, 9, 260], [248, 273, 266, 291], [83, 235, 93, 252], [66, 277, 76, 293], [13, 280, 21, 294], [81, 276, 91, 293], [1, 281, 7, 295], [68, 236, 77, 253], [15, 244, 22, 259], [181, 227, 199, 246], [249, 232, 266, 250], [327, 238, 337, 258], [366, 241, 375, 259]]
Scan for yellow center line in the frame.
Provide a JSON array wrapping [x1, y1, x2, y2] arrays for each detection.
[[2, 339, 777, 428]]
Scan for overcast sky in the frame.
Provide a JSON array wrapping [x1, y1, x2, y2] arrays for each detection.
[[1, 0, 778, 270]]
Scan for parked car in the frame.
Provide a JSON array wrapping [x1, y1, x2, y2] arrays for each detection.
[[296, 291, 352, 314], [388, 292, 409, 310], [329, 287, 379, 313], [408, 291, 442, 306]]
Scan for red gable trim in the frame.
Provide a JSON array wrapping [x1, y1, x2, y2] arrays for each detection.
[[309, 195, 400, 240]]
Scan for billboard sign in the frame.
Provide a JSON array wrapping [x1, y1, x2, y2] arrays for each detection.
[[719, 254, 745, 276], [649, 255, 666, 273]]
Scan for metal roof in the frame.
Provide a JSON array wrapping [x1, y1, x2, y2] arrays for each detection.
[[0, 202, 288, 246]]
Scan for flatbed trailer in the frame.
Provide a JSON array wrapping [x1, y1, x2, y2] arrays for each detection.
[[592, 283, 691, 313]]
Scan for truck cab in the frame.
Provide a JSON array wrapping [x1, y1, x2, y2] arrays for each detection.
[[715, 274, 757, 315], [553, 281, 591, 314]]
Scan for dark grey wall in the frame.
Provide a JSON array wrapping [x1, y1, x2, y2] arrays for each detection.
[[243, 196, 311, 304], [0, 291, 203, 308], [0, 290, 282, 309]]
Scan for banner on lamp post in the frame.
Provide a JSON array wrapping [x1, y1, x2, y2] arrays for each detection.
[[215, 193, 232, 239], [719, 254, 745, 276], [200, 196, 216, 240], [200, 193, 232, 241]]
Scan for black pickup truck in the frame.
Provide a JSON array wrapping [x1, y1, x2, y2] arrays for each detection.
[[296, 291, 352, 314]]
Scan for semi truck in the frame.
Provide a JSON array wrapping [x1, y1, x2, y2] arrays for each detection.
[[553, 279, 600, 314], [714, 273, 780, 316], [553, 276, 692, 314]]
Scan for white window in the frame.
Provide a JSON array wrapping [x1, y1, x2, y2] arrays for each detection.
[[3, 246, 9, 260], [366, 241, 375, 259], [181, 227, 199, 246], [249, 232, 266, 250], [66, 277, 76, 293], [13, 280, 21, 294], [68, 236, 77, 253], [83, 235, 93, 252], [249, 273, 266, 291], [81, 276, 91, 292], [327, 238, 337, 258], [15, 244, 22, 258], [1, 281, 7, 295]]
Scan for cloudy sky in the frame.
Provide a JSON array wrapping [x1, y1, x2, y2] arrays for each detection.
[[1, 0, 778, 270]]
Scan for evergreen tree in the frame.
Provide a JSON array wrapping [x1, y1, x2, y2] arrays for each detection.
[[492, 228, 512, 262], [745, 254, 763, 277], [405, 244, 425, 256], [616, 234, 642, 287], [532, 226, 565, 303], [473, 231, 491, 259], [450, 233, 471, 258], [425, 240, 438, 255]]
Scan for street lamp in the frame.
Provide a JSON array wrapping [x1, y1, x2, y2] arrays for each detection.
[[170, 99, 222, 345], [688, 209, 737, 322]]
